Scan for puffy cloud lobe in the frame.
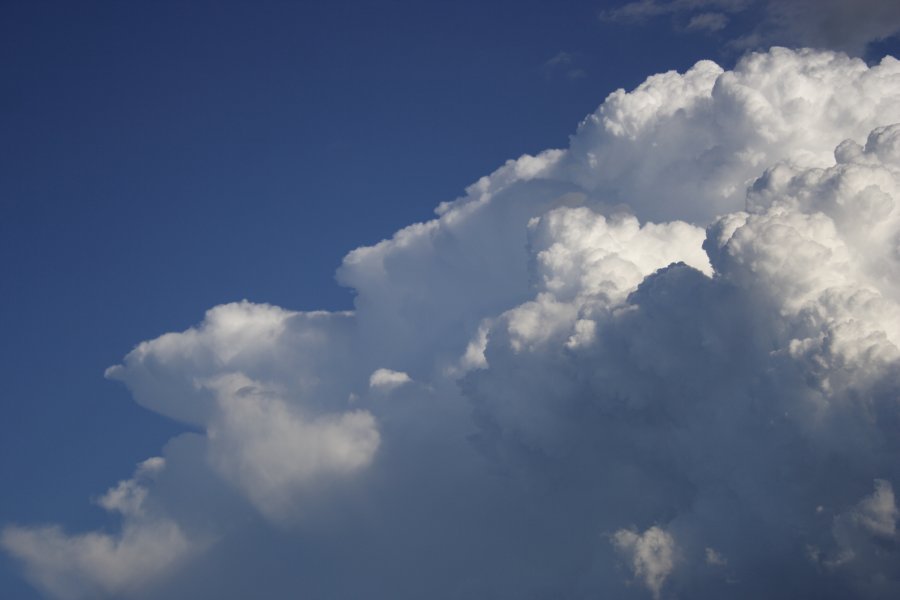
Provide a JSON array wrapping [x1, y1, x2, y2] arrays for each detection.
[[97, 457, 165, 517], [5, 48, 900, 599], [1, 460, 195, 600], [562, 49, 900, 223], [368, 368, 413, 391], [206, 374, 380, 522], [1, 523, 191, 600], [851, 480, 899, 539], [528, 208, 711, 305], [469, 117, 900, 597], [104, 302, 359, 427]]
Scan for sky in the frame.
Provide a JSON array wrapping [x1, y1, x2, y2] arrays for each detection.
[[2, 1, 900, 599]]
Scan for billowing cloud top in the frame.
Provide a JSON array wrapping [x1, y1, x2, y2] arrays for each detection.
[[5, 47, 900, 599]]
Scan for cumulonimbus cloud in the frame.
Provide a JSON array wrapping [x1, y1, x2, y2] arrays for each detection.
[[4, 47, 900, 599]]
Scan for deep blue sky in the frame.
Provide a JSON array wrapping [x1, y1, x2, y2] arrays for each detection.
[[2, 1, 897, 597]]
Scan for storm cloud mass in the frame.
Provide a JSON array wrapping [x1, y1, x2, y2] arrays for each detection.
[[5, 47, 900, 598]]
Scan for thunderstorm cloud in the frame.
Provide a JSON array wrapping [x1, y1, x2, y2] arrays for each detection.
[[5, 47, 900, 599]]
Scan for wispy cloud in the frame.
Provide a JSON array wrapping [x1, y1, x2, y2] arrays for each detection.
[[600, 0, 749, 23], [685, 11, 730, 32], [601, 0, 900, 56], [541, 50, 587, 80]]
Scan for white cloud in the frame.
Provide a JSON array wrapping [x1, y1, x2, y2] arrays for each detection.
[[369, 368, 413, 391], [613, 526, 677, 599], [6, 47, 900, 598], [1, 523, 192, 600], [206, 374, 380, 522], [565, 49, 900, 223], [96, 457, 165, 517], [1, 460, 196, 600], [704, 547, 727, 566]]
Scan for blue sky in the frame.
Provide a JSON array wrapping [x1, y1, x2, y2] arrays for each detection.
[[3, 2, 900, 598]]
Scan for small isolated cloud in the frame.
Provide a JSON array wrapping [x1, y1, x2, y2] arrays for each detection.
[[542, 51, 587, 80], [368, 368, 412, 391], [705, 547, 727, 566], [613, 526, 677, 599], [6, 47, 900, 598], [851, 480, 899, 539]]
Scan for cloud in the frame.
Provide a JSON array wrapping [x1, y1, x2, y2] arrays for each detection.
[[763, 0, 900, 56], [810, 480, 900, 592], [600, 0, 749, 23], [686, 12, 730, 32], [1, 460, 196, 600], [850, 480, 899, 539], [206, 374, 380, 522], [96, 457, 165, 517], [369, 368, 413, 391], [613, 526, 677, 599], [5, 47, 900, 598], [601, 0, 900, 56], [704, 547, 727, 566]]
